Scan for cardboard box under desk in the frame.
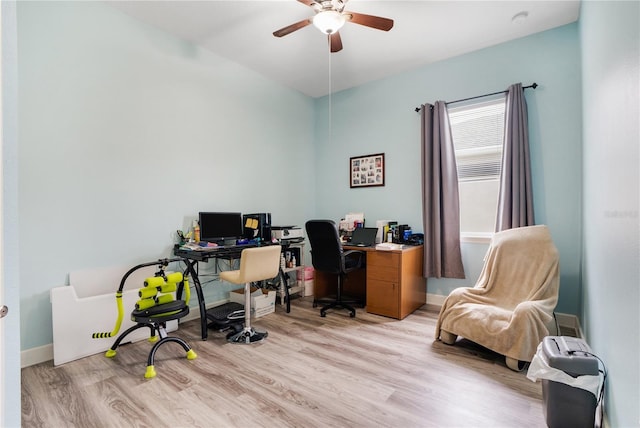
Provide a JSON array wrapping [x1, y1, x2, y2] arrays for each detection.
[[229, 286, 276, 318]]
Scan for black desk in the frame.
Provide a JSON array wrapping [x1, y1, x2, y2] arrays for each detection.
[[174, 243, 259, 261], [174, 242, 295, 340]]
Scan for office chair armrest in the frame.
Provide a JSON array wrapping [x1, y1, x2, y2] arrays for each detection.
[[343, 249, 363, 258], [342, 250, 364, 271]]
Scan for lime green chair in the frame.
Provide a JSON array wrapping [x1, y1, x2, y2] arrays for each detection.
[[101, 259, 197, 379]]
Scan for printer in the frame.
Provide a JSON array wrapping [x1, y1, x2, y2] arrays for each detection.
[[272, 226, 304, 241]]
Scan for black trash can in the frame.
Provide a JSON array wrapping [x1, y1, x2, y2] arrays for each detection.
[[538, 336, 600, 428]]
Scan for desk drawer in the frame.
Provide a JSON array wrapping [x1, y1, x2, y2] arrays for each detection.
[[368, 251, 401, 268], [367, 264, 399, 282], [366, 278, 399, 318]]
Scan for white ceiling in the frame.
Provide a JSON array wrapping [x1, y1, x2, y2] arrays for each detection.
[[106, 0, 581, 98]]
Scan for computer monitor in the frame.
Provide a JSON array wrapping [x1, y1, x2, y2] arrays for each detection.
[[198, 212, 243, 243], [243, 213, 272, 241]]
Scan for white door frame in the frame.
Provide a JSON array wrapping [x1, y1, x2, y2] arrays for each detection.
[[1, 2, 21, 426], [1, 2, 6, 419]]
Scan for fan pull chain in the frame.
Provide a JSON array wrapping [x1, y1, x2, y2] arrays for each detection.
[[328, 48, 332, 145]]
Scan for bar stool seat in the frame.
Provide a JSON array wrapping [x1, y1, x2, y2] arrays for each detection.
[[219, 245, 281, 344]]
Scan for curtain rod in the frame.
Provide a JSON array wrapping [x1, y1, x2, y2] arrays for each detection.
[[414, 83, 538, 113]]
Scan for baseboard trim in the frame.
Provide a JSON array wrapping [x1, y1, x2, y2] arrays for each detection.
[[21, 344, 53, 368], [426, 293, 446, 309], [21, 299, 229, 368]]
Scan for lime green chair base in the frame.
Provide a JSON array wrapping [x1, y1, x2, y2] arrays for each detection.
[[106, 300, 196, 378]]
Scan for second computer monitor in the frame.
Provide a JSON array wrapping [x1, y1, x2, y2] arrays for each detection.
[[243, 213, 272, 241]]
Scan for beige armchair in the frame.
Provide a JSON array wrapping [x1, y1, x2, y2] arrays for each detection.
[[435, 225, 560, 371]]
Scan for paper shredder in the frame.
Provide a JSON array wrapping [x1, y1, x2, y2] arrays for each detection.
[[540, 336, 600, 428]]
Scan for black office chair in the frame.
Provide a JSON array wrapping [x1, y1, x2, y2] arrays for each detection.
[[305, 220, 364, 317]]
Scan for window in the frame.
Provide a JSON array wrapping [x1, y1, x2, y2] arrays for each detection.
[[448, 96, 506, 236]]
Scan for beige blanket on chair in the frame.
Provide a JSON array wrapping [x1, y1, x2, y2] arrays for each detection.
[[435, 225, 560, 362]]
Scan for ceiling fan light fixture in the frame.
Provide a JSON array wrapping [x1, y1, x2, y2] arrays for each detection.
[[313, 10, 346, 34]]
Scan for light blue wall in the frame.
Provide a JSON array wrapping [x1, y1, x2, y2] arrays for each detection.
[[17, 1, 315, 351], [580, 2, 639, 427], [315, 24, 583, 314]]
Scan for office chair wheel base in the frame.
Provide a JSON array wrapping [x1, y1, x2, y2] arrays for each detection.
[[227, 327, 268, 344], [320, 310, 326, 317], [439, 330, 457, 345]]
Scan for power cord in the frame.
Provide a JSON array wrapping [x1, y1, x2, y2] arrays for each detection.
[[552, 311, 561, 335], [567, 349, 607, 427]]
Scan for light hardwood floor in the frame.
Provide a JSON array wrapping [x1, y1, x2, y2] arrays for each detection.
[[22, 299, 546, 428]]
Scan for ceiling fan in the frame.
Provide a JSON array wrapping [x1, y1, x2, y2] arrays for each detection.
[[273, 0, 394, 53]]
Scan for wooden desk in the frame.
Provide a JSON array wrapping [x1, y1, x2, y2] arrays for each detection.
[[313, 245, 425, 320]]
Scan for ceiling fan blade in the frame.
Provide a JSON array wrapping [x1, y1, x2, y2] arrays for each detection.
[[344, 11, 394, 31], [329, 32, 343, 53], [273, 19, 312, 38]]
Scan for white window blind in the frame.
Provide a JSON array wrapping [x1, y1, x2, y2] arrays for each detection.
[[449, 96, 506, 182]]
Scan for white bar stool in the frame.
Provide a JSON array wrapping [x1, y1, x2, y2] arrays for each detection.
[[219, 245, 281, 344]]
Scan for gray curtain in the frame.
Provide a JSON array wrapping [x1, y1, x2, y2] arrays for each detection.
[[421, 101, 465, 279], [495, 83, 535, 231]]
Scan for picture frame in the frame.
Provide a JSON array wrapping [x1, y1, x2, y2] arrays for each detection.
[[350, 153, 385, 188]]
